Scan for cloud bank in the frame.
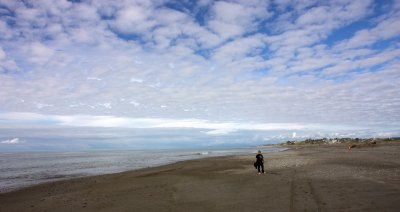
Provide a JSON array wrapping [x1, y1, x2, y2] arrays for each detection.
[[0, 112, 321, 134]]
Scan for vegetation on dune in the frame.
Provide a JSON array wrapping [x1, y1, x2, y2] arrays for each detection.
[[278, 137, 400, 146]]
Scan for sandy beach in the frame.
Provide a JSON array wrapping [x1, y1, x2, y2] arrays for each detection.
[[1, 143, 399, 212]]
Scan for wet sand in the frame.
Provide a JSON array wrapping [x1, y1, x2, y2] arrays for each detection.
[[1, 143, 399, 211]]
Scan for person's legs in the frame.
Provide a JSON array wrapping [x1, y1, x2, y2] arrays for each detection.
[[257, 164, 261, 173], [261, 163, 265, 173]]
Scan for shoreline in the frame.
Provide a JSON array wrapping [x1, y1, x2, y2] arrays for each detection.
[[1, 143, 399, 211], [0, 147, 285, 193]]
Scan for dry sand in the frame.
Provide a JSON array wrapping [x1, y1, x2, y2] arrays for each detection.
[[1, 143, 399, 212]]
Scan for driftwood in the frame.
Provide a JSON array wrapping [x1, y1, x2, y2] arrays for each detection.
[[348, 141, 376, 150], [348, 144, 357, 150]]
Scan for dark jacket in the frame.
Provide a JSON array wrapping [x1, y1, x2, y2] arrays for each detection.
[[256, 153, 264, 164]]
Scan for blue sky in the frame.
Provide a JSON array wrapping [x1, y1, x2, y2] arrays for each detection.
[[0, 0, 399, 150]]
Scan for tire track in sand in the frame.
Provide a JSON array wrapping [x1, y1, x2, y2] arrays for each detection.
[[308, 181, 322, 212], [290, 169, 296, 212]]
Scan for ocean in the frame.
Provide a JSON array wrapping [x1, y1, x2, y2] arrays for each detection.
[[0, 147, 286, 193]]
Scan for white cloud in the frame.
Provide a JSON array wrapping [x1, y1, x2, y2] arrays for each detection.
[[34, 102, 53, 109], [87, 77, 102, 81], [335, 15, 400, 50], [212, 34, 265, 62], [129, 101, 140, 107], [98, 103, 112, 109], [130, 77, 143, 83], [206, 0, 270, 41], [73, 3, 99, 22], [0, 19, 13, 39], [0, 47, 19, 72], [25, 42, 54, 65], [1, 138, 21, 144], [296, 6, 330, 26], [0, 47, 5, 60], [205, 128, 236, 135], [113, 5, 155, 34], [0, 113, 372, 138], [0, 112, 362, 136]]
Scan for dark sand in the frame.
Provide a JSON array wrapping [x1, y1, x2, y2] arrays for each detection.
[[1, 143, 399, 212]]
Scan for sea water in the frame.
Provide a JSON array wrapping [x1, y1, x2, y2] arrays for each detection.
[[0, 147, 285, 192]]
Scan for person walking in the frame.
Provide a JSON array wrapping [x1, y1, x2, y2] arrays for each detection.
[[255, 150, 265, 174]]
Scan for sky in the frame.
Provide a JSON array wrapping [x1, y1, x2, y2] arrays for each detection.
[[0, 0, 400, 150]]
